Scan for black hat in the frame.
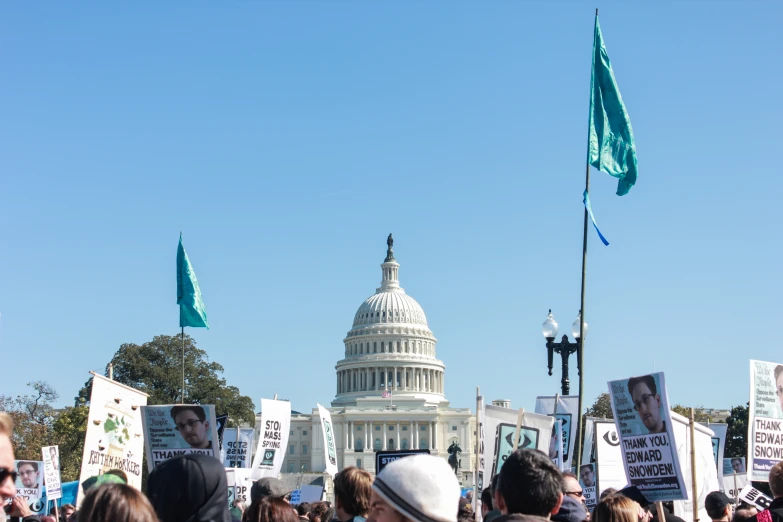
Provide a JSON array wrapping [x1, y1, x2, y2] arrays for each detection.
[[705, 491, 735, 512], [617, 486, 650, 508], [251, 477, 289, 504]]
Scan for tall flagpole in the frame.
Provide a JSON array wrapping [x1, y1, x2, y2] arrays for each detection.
[[575, 8, 597, 467], [181, 327, 185, 404]]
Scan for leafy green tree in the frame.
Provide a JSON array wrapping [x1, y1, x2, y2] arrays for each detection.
[[670, 405, 712, 423], [725, 403, 749, 459], [51, 401, 90, 482], [77, 334, 255, 427], [0, 382, 59, 460], [585, 392, 614, 419]]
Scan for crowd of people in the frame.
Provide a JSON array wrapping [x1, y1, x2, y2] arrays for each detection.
[[3, 412, 783, 522]]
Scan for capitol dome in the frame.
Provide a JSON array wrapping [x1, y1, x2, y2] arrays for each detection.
[[333, 235, 446, 406]]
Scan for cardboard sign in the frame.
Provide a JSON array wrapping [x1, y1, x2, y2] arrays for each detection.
[[317, 404, 338, 477], [14, 460, 44, 515], [251, 399, 291, 479], [739, 485, 774, 511], [375, 449, 430, 475], [141, 404, 220, 471], [42, 446, 62, 500], [749, 360, 783, 481], [608, 372, 687, 501]]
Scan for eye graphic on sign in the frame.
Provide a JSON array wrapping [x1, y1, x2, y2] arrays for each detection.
[[603, 430, 620, 446], [264, 451, 274, 460], [504, 432, 534, 449]]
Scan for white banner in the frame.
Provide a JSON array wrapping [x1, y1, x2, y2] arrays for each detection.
[[723, 473, 749, 500], [670, 411, 719, 522], [608, 372, 688, 501], [14, 460, 44, 514], [251, 399, 291, 479], [41, 446, 62, 500], [226, 467, 254, 508], [317, 404, 338, 477], [749, 360, 783, 481], [535, 395, 579, 470], [705, 423, 727, 486], [594, 421, 628, 495], [581, 417, 598, 466], [481, 404, 553, 478], [222, 428, 255, 469], [141, 404, 221, 470], [78, 373, 148, 504]]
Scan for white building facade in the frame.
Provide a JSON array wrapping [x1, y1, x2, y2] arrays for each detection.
[[260, 238, 476, 484]]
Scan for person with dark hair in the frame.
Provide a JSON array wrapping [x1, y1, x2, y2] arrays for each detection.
[[494, 449, 564, 520], [458, 498, 474, 522], [481, 487, 494, 518], [147, 453, 231, 522], [79, 483, 159, 522], [554, 472, 589, 522], [60, 503, 76, 522], [627, 376, 665, 434], [334, 467, 372, 522], [17, 461, 40, 488], [368, 454, 460, 522], [246, 497, 299, 522], [170, 406, 212, 450], [484, 475, 503, 522], [599, 489, 616, 501], [705, 492, 735, 522], [298, 503, 312, 522], [731, 509, 756, 522], [309, 502, 332, 522]]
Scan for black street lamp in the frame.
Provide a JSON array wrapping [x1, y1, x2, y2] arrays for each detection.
[[542, 310, 588, 395]]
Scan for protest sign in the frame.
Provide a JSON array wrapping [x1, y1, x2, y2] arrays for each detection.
[[608, 373, 687, 501], [14, 460, 44, 515], [226, 467, 253, 508], [594, 421, 628, 494], [669, 411, 719, 522], [749, 360, 783, 481], [251, 398, 291, 479], [706, 423, 727, 485], [317, 404, 338, 477], [739, 485, 774, 512], [535, 395, 579, 469], [549, 420, 566, 471], [78, 373, 147, 503], [722, 458, 748, 499], [141, 404, 220, 471], [375, 449, 430, 475], [581, 417, 599, 466], [481, 404, 553, 478], [579, 463, 598, 510], [222, 428, 255, 468], [42, 446, 62, 500]]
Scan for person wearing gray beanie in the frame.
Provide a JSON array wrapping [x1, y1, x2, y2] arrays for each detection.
[[368, 454, 461, 522]]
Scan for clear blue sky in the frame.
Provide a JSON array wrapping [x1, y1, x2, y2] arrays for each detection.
[[1, 1, 781, 415]]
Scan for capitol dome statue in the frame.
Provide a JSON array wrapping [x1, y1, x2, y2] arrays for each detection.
[[333, 234, 446, 406]]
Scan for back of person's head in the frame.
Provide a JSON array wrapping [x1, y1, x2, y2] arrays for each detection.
[[308, 502, 330, 522], [770, 461, 783, 498], [490, 474, 500, 499], [732, 509, 756, 522], [481, 487, 493, 512], [600, 488, 617, 500], [79, 483, 159, 522], [458, 498, 474, 522], [148, 454, 230, 522], [334, 466, 372, 517], [551, 495, 588, 522], [593, 495, 639, 522], [246, 497, 298, 522], [498, 449, 564, 517], [297, 502, 311, 517]]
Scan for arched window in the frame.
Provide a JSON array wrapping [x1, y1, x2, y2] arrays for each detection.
[[389, 438, 395, 449]]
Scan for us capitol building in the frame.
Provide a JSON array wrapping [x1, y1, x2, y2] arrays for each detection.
[[259, 236, 476, 484]]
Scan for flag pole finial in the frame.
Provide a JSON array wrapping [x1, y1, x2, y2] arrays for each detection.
[[596, 8, 599, 15]]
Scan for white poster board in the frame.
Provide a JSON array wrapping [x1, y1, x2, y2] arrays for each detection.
[[481, 404, 553, 478], [251, 399, 291, 479], [41, 446, 62, 500], [594, 421, 628, 495], [223, 428, 255, 468], [77, 373, 148, 504], [141, 404, 220, 470], [608, 373, 688, 501], [14, 460, 43, 514], [749, 360, 783, 482], [535, 395, 579, 470], [317, 404, 338, 477]]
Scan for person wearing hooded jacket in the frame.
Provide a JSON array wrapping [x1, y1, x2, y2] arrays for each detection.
[[147, 454, 231, 522], [493, 449, 565, 522]]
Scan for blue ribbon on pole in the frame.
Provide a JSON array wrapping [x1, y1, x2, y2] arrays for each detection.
[[583, 190, 609, 246]]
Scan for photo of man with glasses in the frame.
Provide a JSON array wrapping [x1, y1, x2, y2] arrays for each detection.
[[627, 375, 666, 434], [15, 461, 40, 489], [170, 405, 213, 450]]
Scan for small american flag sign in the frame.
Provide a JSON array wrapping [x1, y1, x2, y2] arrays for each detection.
[[381, 391, 391, 398]]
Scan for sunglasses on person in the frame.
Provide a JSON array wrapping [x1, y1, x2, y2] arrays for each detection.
[[566, 489, 584, 498], [0, 468, 19, 484]]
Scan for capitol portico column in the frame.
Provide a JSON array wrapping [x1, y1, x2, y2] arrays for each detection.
[[432, 421, 437, 450], [383, 423, 388, 450], [428, 421, 433, 449], [349, 421, 354, 450], [345, 419, 349, 449], [396, 422, 400, 450], [365, 421, 369, 449], [414, 421, 418, 448]]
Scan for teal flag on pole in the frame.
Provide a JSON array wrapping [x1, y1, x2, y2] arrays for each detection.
[[588, 14, 638, 196], [177, 235, 209, 329]]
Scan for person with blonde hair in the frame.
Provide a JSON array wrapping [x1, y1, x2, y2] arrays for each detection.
[[78, 483, 159, 522], [592, 495, 646, 522]]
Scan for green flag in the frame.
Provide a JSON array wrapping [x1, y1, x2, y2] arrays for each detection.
[[177, 235, 209, 329], [588, 14, 638, 196]]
